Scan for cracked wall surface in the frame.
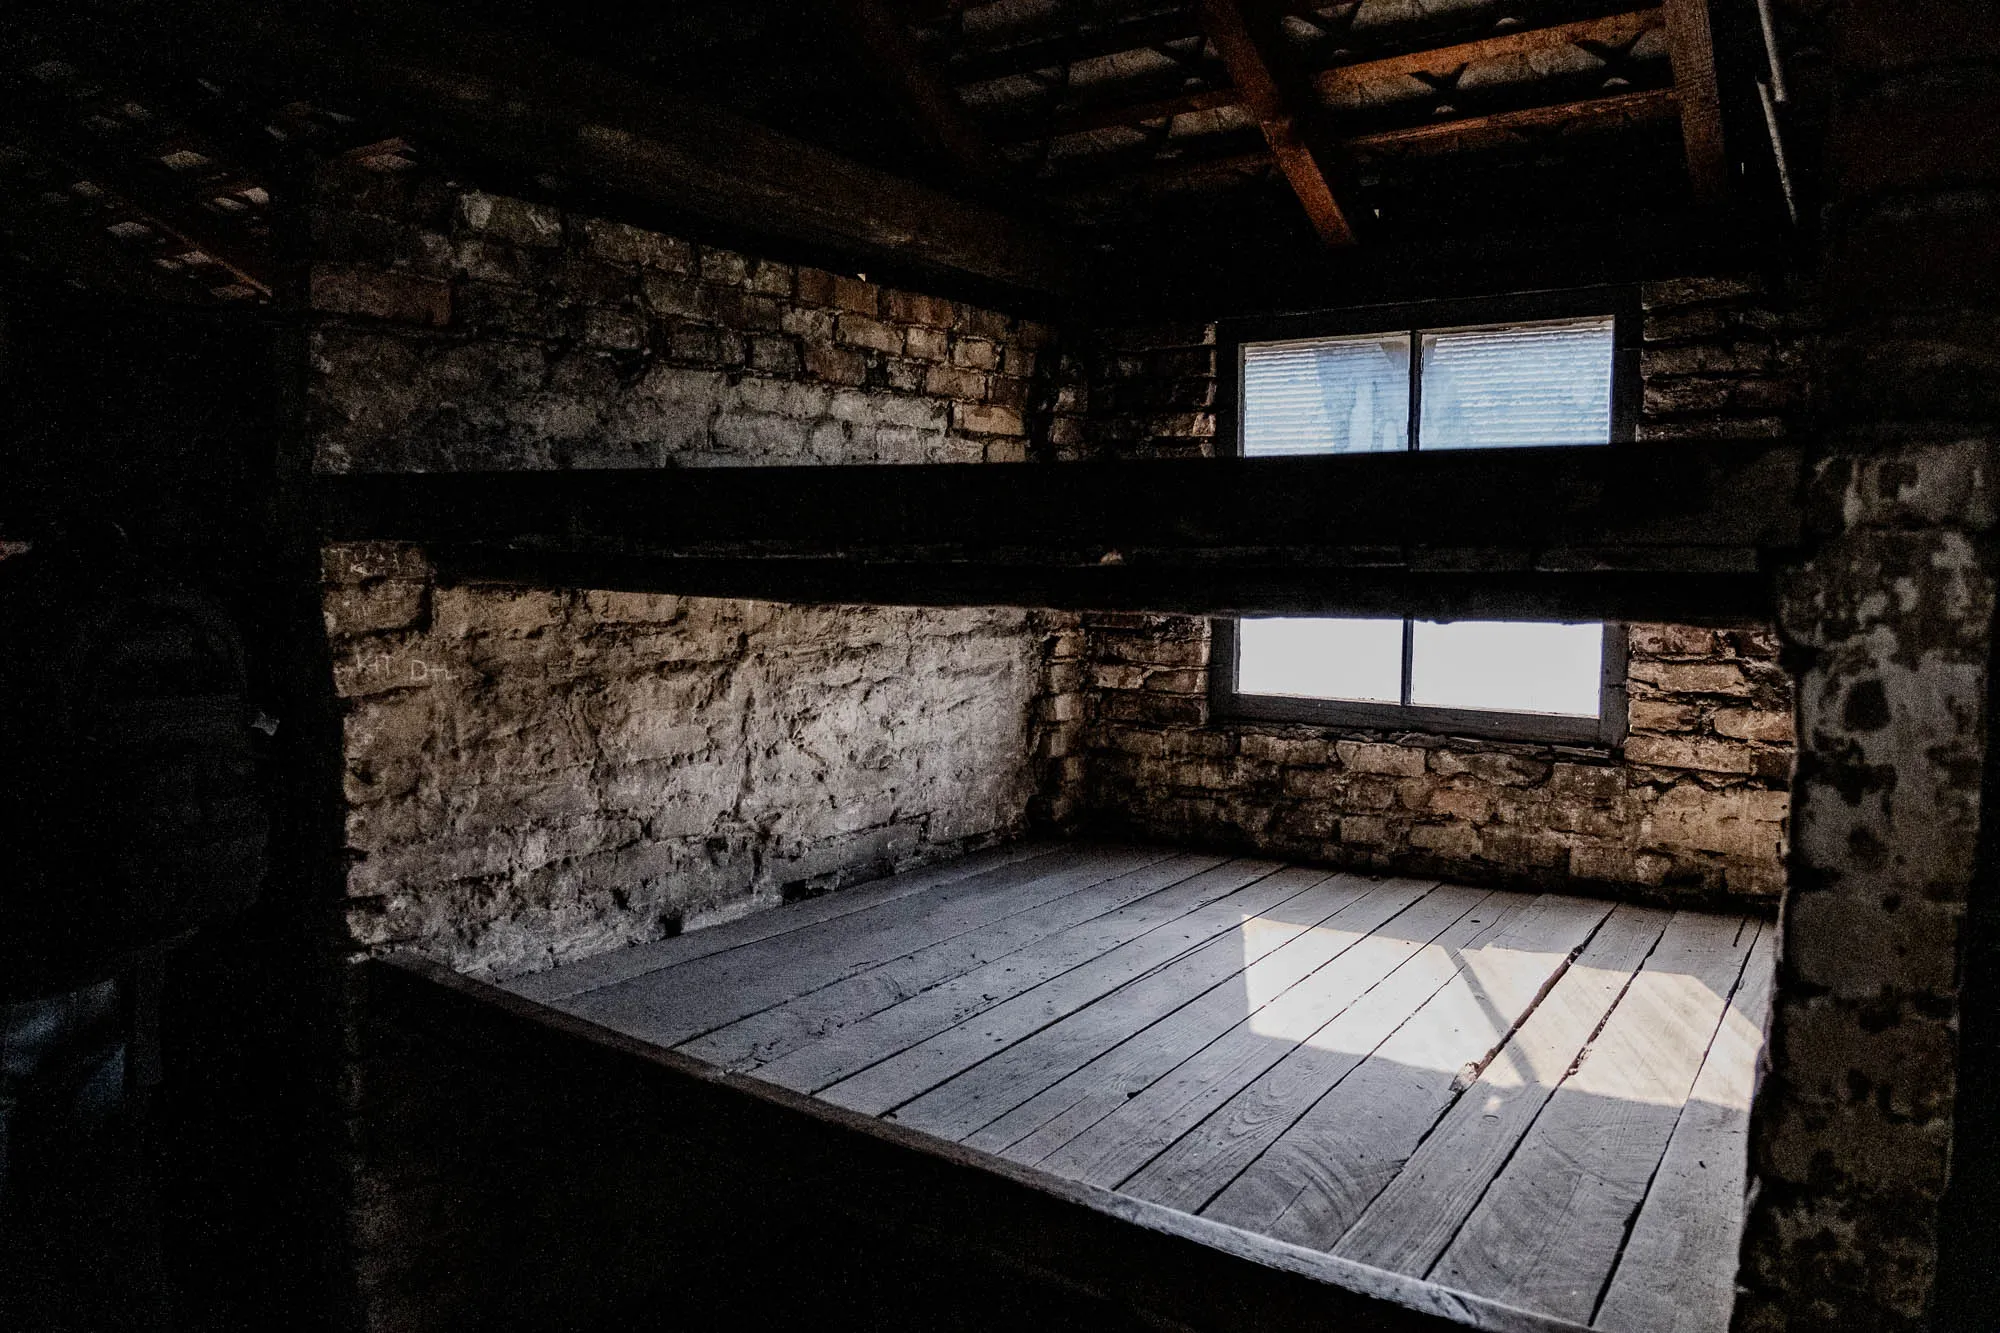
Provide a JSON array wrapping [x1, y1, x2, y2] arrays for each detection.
[[309, 158, 1061, 979]]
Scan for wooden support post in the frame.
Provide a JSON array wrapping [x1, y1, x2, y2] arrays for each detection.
[[1662, 0, 1727, 200], [1198, 0, 1357, 246]]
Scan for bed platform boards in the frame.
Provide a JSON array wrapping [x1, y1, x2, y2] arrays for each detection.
[[501, 840, 1774, 1332]]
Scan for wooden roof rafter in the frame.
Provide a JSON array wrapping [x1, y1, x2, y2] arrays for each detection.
[[1661, 0, 1726, 199], [1198, 0, 1356, 245], [835, 0, 1005, 178]]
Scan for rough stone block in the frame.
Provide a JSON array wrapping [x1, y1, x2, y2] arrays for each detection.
[[1625, 733, 1760, 774], [953, 403, 1024, 436], [884, 289, 954, 328], [837, 314, 904, 355], [951, 337, 1000, 371], [831, 275, 878, 316], [578, 218, 691, 271], [581, 309, 646, 351], [905, 326, 949, 363], [1336, 740, 1427, 777], [924, 364, 986, 401], [456, 192, 562, 247], [310, 267, 452, 326]]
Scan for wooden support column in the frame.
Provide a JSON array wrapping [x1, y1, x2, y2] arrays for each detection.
[[1739, 3, 2000, 1328], [1198, 0, 1356, 246], [1661, 0, 1727, 200]]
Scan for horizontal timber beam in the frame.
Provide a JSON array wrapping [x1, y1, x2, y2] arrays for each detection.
[[317, 440, 1801, 623]]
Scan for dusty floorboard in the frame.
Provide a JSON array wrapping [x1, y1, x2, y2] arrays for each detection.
[[506, 841, 1771, 1332]]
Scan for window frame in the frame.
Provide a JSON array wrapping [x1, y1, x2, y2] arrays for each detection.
[[1211, 288, 1641, 747]]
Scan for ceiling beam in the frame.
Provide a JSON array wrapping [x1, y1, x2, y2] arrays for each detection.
[[1051, 86, 1679, 199], [987, 9, 1666, 142], [834, 0, 1003, 176], [1315, 9, 1667, 93], [1346, 86, 1680, 156], [317, 439, 1802, 624], [1198, 0, 1357, 246], [89, 0, 1074, 298], [1661, 0, 1727, 199]]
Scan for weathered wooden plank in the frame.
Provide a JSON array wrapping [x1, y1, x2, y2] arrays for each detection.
[[1199, 0, 1357, 246], [1333, 904, 1672, 1276], [1429, 912, 1756, 1322], [1592, 921, 1775, 1333], [688, 850, 1236, 1075], [966, 875, 1439, 1161], [317, 441, 1803, 623], [377, 954, 1600, 1333], [1661, 0, 1727, 200], [1314, 12, 1667, 94], [1203, 895, 1614, 1245], [560, 844, 1172, 1046], [503, 840, 1067, 1003], [1033, 885, 1503, 1188], [1347, 88, 1681, 157], [823, 866, 1353, 1122], [1113, 888, 1519, 1212]]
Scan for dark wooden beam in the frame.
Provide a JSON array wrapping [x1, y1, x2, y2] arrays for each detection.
[[1347, 87, 1680, 156], [834, 0, 1003, 176], [1661, 0, 1727, 199], [1000, 10, 1666, 143], [1199, 0, 1357, 246], [108, 0, 1073, 297], [1051, 86, 1679, 200], [1314, 10, 1667, 94], [316, 440, 1802, 624]]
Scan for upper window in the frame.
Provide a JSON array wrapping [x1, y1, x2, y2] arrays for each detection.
[[1219, 307, 1631, 745]]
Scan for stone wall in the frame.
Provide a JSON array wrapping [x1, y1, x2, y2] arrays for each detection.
[[1740, 8, 2000, 1328], [1049, 277, 1809, 906], [309, 156, 1060, 978]]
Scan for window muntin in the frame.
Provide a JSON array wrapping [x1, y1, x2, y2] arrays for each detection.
[[1227, 311, 1622, 740]]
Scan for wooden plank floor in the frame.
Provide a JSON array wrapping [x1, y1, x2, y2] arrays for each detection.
[[506, 841, 1773, 1332]]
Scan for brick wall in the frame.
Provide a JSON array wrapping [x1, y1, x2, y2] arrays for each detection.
[[309, 155, 1064, 979], [1051, 277, 1809, 906]]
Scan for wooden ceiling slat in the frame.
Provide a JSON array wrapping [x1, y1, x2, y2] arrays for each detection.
[[1346, 86, 1679, 156], [1314, 9, 1666, 93]]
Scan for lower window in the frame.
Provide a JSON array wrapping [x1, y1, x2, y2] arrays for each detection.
[[1217, 617, 1627, 745]]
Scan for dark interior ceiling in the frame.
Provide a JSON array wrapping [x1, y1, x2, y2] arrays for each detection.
[[0, 0, 1831, 317]]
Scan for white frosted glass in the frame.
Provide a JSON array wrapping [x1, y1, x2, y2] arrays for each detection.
[[1242, 333, 1410, 456], [1418, 316, 1614, 450], [1410, 621, 1603, 716], [1238, 617, 1403, 703]]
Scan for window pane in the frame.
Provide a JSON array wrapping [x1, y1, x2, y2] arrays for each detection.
[[1242, 333, 1410, 456], [1410, 621, 1603, 716], [1418, 316, 1614, 450], [1238, 617, 1402, 703]]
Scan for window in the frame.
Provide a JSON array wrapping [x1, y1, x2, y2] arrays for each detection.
[[1217, 300, 1635, 745]]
